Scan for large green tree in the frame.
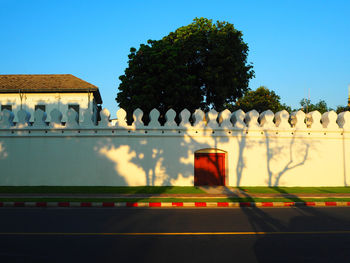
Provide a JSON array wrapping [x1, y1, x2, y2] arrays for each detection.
[[228, 86, 291, 113], [116, 17, 254, 123]]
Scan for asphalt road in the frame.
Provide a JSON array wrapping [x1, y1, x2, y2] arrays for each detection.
[[0, 207, 350, 263]]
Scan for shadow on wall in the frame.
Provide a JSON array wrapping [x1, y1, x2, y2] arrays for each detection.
[[0, 103, 126, 186], [0, 106, 348, 186], [263, 110, 312, 187], [94, 108, 231, 186], [343, 132, 348, 186], [94, 108, 332, 187], [235, 109, 315, 187], [264, 133, 311, 187]]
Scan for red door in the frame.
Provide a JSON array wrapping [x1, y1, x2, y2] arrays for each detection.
[[194, 153, 225, 186]]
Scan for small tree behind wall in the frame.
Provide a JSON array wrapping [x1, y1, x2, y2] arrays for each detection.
[[299, 99, 329, 114], [227, 86, 291, 113]]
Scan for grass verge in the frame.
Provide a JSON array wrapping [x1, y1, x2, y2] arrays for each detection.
[[1, 186, 350, 194], [1, 198, 350, 203], [0, 186, 205, 194], [237, 187, 350, 194]]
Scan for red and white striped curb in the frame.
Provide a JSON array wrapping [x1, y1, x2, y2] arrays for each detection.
[[1, 201, 350, 208]]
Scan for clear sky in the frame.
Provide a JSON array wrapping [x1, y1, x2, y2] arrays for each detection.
[[1, 0, 349, 115]]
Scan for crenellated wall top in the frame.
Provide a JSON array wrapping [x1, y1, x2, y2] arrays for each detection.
[[0, 108, 349, 135]]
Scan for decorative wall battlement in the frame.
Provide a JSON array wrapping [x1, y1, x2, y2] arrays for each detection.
[[0, 108, 349, 132]]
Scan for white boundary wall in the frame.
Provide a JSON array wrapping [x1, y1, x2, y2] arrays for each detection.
[[0, 107, 349, 186]]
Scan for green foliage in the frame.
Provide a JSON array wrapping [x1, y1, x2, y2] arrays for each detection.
[[336, 105, 350, 113], [116, 17, 254, 123], [227, 86, 291, 113], [299, 99, 329, 113]]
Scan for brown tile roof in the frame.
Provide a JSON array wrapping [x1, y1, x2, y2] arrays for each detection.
[[0, 74, 102, 104]]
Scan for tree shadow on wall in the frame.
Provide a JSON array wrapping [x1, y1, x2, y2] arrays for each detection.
[[234, 128, 316, 188], [235, 130, 250, 187], [263, 132, 312, 187], [92, 107, 240, 202], [0, 103, 131, 186], [94, 125, 231, 190], [342, 133, 348, 186], [180, 129, 231, 184], [0, 106, 232, 189]]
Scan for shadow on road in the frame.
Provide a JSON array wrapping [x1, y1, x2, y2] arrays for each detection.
[[231, 188, 350, 262]]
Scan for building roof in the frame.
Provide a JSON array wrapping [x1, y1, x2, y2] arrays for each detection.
[[0, 74, 102, 104]]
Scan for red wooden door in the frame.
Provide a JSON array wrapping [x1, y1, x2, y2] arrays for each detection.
[[194, 153, 225, 186]]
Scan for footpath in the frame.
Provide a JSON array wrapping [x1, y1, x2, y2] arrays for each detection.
[[1, 187, 350, 208]]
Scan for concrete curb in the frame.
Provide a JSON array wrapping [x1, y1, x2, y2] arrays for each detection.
[[1, 201, 350, 208]]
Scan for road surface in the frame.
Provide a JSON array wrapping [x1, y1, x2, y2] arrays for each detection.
[[0, 207, 350, 262]]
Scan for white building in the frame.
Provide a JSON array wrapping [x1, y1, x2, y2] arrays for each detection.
[[0, 74, 102, 123]]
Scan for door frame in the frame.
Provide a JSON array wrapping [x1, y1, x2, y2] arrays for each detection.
[[194, 148, 228, 186]]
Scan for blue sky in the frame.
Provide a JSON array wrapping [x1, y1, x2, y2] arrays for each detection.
[[1, 0, 349, 115]]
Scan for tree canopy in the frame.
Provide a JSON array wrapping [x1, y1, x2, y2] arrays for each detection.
[[299, 99, 329, 114], [227, 86, 291, 113], [336, 105, 350, 113], [116, 18, 254, 122]]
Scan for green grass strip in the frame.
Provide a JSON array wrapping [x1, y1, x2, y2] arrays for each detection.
[[1, 186, 350, 194], [237, 187, 350, 194], [0, 186, 205, 194], [1, 197, 350, 203]]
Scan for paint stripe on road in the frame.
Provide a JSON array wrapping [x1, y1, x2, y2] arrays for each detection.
[[0, 231, 350, 236]]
